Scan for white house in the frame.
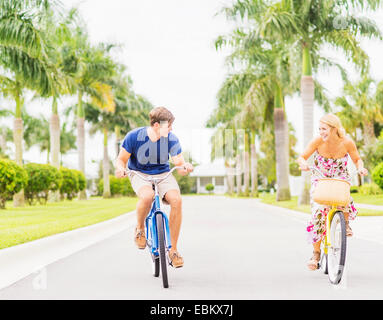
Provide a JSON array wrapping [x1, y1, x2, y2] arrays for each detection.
[[190, 160, 227, 194]]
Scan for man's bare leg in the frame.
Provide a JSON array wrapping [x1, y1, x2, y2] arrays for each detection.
[[164, 189, 184, 267], [134, 186, 154, 249], [164, 189, 182, 251], [136, 186, 154, 229]]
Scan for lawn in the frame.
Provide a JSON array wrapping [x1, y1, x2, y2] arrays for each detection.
[[349, 193, 383, 205], [259, 193, 383, 216], [0, 197, 138, 250]]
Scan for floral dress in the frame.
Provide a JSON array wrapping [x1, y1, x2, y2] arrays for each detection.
[[306, 152, 357, 244]]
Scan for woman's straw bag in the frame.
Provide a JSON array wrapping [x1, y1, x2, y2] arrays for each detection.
[[313, 178, 351, 207]]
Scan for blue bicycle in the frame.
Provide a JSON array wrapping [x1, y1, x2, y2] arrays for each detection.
[[130, 166, 184, 288]]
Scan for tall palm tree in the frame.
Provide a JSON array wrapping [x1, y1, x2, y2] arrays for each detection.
[[0, 0, 60, 206], [89, 82, 116, 198], [66, 29, 116, 199], [207, 72, 259, 196], [222, 0, 382, 204], [83, 64, 152, 199], [214, 27, 302, 200], [336, 76, 383, 145], [37, 7, 79, 174]]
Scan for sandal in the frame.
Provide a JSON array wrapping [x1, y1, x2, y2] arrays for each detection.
[[307, 250, 321, 270], [345, 221, 353, 237]]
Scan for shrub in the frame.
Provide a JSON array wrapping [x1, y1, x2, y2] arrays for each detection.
[[119, 177, 135, 196], [0, 159, 28, 209], [372, 162, 383, 191], [173, 171, 196, 194], [98, 175, 135, 197], [289, 161, 301, 176], [59, 167, 79, 200], [205, 183, 214, 193], [72, 169, 86, 191], [24, 163, 63, 205], [359, 183, 383, 195], [350, 186, 359, 193]]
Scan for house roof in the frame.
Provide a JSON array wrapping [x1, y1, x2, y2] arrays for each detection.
[[190, 160, 226, 177]]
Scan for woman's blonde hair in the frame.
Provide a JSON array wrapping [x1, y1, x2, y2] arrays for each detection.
[[320, 114, 346, 138]]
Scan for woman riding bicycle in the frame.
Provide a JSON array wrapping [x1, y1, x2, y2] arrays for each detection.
[[297, 114, 368, 270]]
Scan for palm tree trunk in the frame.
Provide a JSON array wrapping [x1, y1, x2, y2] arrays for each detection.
[[243, 151, 249, 195], [274, 84, 291, 201], [115, 125, 120, 158], [236, 154, 241, 195], [13, 95, 24, 207], [103, 127, 111, 198], [77, 91, 86, 200], [49, 97, 60, 202], [226, 165, 235, 195], [363, 120, 376, 146], [0, 128, 6, 152], [299, 44, 315, 205], [50, 97, 60, 169], [250, 131, 258, 197]]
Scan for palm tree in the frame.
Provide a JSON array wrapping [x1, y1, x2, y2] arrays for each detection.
[[38, 7, 79, 173], [89, 83, 116, 198], [84, 67, 152, 199], [336, 76, 383, 182], [221, 0, 383, 204], [0, 0, 60, 206], [214, 27, 302, 200], [65, 27, 116, 199], [336, 76, 383, 145], [207, 72, 258, 196], [0, 109, 12, 157]]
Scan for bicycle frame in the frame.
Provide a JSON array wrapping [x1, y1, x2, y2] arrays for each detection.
[[145, 192, 172, 256], [309, 165, 351, 253], [323, 206, 340, 254]]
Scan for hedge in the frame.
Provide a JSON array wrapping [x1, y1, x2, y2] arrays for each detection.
[[24, 163, 63, 205], [0, 159, 28, 209], [372, 162, 383, 191], [59, 167, 86, 200], [98, 175, 135, 197]]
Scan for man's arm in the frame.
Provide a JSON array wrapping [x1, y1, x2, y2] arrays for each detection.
[[171, 153, 193, 176], [115, 148, 131, 178]]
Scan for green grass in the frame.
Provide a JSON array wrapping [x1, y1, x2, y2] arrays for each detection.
[[0, 197, 138, 250], [350, 193, 383, 205], [259, 193, 383, 216]]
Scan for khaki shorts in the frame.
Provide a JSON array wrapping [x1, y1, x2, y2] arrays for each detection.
[[128, 170, 180, 203]]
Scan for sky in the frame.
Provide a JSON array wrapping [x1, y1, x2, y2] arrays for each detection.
[[3, 0, 383, 178]]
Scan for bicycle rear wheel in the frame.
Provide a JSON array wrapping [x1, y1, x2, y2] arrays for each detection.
[[156, 213, 169, 288], [327, 211, 347, 284], [151, 253, 160, 277], [320, 252, 328, 275]]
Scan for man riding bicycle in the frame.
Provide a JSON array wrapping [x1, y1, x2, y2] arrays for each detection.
[[115, 106, 193, 268]]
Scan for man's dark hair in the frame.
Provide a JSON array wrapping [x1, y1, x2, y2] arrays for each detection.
[[149, 107, 175, 126]]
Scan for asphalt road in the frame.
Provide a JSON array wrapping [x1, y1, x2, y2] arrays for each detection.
[[1, 195, 383, 300]]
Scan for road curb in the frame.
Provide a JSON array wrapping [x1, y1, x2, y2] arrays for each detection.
[[0, 211, 136, 291]]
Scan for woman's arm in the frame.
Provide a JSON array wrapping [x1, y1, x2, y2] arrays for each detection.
[[297, 137, 321, 171], [346, 138, 368, 176]]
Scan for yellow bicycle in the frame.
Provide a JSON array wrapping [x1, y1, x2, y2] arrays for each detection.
[[310, 166, 351, 285]]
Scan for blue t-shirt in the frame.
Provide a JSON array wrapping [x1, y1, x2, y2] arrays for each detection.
[[121, 127, 182, 175]]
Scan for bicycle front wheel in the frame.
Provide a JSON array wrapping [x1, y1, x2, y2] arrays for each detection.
[[327, 211, 347, 284], [156, 213, 169, 288]]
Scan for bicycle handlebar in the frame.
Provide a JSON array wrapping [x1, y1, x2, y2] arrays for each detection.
[[308, 165, 355, 182], [127, 166, 187, 184]]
